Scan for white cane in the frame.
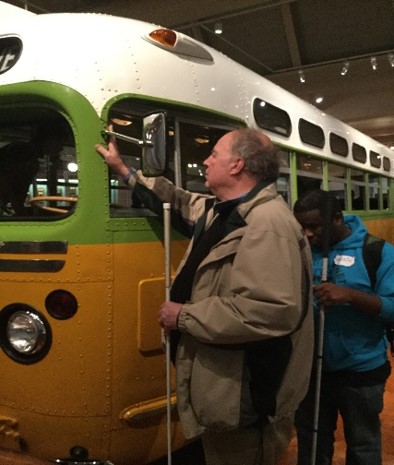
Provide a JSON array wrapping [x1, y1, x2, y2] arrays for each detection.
[[163, 203, 172, 465], [311, 194, 332, 465], [310, 262, 326, 465]]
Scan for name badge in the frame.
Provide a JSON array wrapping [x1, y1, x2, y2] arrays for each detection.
[[334, 254, 355, 267]]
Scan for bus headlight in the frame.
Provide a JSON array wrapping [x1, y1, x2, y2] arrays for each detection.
[[8, 311, 47, 353], [0, 304, 52, 364]]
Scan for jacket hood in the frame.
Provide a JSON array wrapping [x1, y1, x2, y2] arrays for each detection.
[[334, 214, 367, 251]]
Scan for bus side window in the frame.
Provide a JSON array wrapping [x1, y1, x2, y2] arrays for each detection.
[[277, 149, 291, 205], [108, 114, 157, 217]]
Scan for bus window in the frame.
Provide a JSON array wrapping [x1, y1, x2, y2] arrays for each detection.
[[277, 149, 291, 204], [253, 98, 292, 137], [352, 143, 367, 163], [0, 110, 76, 219], [298, 119, 325, 149], [382, 177, 390, 210], [350, 167, 366, 210], [383, 157, 391, 173], [108, 114, 156, 216], [107, 103, 234, 216], [296, 154, 323, 196], [328, 162, 348, 210], [178, 121, 228, 193], [370, 151, 381, 168], [368, 174, 380, 210], [329, 133, 348, 157]]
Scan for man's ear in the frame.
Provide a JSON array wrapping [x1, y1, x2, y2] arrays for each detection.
[[333, 212, 344, 226], [230, 157, 244, 175]]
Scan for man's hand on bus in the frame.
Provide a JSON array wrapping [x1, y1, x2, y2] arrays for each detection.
[[159, 301, 182, 331], [95, 126, 131, 181]]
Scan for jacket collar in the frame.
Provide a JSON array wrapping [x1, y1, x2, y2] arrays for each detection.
[[222, 180, 275, 236], [193, 181, 277, 242]]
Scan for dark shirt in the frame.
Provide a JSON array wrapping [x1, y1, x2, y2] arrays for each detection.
[[169, 197, 242, 361]]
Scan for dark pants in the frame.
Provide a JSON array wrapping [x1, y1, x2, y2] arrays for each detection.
[[202, 416, 293, 465], [295, 375, 385, 465]]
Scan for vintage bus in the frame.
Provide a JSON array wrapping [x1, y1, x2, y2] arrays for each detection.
[[0, 2, 393, 464]]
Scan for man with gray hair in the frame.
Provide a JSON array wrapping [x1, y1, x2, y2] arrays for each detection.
[[96, 128, 313, 465]]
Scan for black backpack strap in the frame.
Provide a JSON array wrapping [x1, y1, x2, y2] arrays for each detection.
[[363, 234, 393, 355], [362, 233, 385, 290]]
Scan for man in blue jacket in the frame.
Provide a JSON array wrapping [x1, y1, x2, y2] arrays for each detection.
[[293, 189, 394, 465]]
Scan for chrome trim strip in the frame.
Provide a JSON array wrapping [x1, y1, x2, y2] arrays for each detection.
[[0, 259, 65, 272], [0, 241, 67, 254]]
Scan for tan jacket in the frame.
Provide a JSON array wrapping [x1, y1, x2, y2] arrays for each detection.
[[133, 174, 314, 439]]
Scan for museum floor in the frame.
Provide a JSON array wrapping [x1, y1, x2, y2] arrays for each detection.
[[281, 365, 394, 465]]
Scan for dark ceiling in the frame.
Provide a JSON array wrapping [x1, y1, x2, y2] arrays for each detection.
[[3, 0, 394, 150]]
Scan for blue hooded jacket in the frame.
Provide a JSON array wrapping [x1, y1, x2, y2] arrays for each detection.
[[311, 214, 394, 372]]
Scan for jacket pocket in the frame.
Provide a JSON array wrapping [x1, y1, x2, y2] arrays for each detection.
[[189, 345, 254, 431]]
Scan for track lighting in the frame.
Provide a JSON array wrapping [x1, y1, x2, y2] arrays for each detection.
[[340, 60, 350, 76], [214, 22, 223, 35], [370, 56, 377, 71], [298, 70, 305, 83]]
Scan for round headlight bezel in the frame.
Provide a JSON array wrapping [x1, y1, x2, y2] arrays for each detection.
[[0, 304, 52, 364]]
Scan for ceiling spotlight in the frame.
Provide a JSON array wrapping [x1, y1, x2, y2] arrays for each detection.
[[214, 22, 223, 35], [340, 60, 350, 76], [315, 96, 324, 104], [388, 53, 394, 68], [298, 70, 306, 83], [370, 56, 377, 71]]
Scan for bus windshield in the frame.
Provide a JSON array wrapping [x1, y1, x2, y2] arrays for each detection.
[[0, 108, 77, 220]]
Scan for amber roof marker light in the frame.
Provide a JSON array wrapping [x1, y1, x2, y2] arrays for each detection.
[[145, 28, 213, 62], [149, 28, 177, 47]]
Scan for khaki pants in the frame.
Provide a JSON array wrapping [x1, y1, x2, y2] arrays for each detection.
[[201, 416, 293, 465]]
